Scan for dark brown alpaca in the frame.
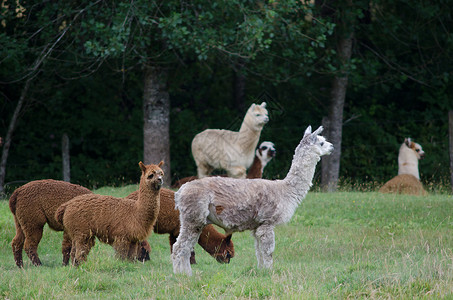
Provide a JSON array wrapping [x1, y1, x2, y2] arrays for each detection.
[[9, 179, 93, 268], [127, 188, 234, 264], [55, 162, 163, 266]]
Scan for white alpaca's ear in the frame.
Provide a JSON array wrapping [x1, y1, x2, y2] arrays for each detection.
[[260, 102, 267, 108], [313, 126, 323, 136], [405, 138, 411, 147], [303, 126, 312, 138]]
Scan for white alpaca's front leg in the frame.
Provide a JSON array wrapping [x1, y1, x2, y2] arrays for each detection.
[[252, 230, 264, 268], [172, 225, 202, 276], [254, 225, 275, 269]]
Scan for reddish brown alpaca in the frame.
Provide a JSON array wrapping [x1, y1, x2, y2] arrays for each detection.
[[127, 188, 234, 264], [56, 162, 163, 266], [9, 180, 92, 268]]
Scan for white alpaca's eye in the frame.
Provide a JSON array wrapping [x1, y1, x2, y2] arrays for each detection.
[[320, 142, 324, 146], [261, 146, 268, 150]]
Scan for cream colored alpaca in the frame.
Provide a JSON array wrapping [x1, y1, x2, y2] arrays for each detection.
[[172, 126, 333, 275], [191, 102, 268, 179], [398, 138, 425, 180]]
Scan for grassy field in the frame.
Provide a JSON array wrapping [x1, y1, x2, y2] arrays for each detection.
[[1, 186, 452, 299]]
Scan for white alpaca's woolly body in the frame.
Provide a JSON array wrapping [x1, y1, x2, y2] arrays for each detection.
[[172, 126, 333, 275], [191, 102, 269, 179], [398, 138, 425, 180]]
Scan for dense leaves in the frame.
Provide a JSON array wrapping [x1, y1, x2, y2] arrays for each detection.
[[1, 0, 452, 192]]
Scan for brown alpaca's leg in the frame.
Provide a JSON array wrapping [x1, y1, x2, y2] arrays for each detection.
[[72, 236, 95, 266], [127, 242, 139, 261], [61, 231, 72, 266], [112, 239, 131, 260], [11, 217, 25, 268], [137, 240, 151, 262], [23, 227, 44, 266]]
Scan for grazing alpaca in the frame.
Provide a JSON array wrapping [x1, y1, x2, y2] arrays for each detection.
[[172, 126, 333, 275], [172, 141, 276, 188], [191, 102, 269, 179], [379, 138, 427, 195], [398, 138, 425, 180], [55, 162, 163, 266], [9, 180, 92, 268], [127, 188, 234, 264]]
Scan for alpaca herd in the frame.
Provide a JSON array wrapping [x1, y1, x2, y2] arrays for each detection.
[[8, 101, 423, 277]]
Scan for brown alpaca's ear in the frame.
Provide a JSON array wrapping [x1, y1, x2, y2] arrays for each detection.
[[158, 161, 164, 168], [139, 161, 146, 173], [224, 234, 232, 245]]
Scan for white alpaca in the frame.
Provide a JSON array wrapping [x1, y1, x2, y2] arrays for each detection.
[[172, 126, 333, 275], [191, 102, 269, 179], [398, 138, 425, 180]]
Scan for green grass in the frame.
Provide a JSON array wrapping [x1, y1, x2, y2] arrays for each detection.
[[1, 187, 453, 299]]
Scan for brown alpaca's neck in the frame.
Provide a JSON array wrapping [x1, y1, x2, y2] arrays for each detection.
[[136, 180, 161, 222], [246, 156, 262, 179], [197, 225, 226, 255]]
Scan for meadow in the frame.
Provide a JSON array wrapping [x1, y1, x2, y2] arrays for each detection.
[[1, 186, 452, 299]]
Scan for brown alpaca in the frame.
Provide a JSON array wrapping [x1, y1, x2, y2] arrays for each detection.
[[9, 179, 92, 268], [172, 141, 276, 188], [379, 174, 428, 196], [55, 162, 163, 266], [127, 188, 234, 264]]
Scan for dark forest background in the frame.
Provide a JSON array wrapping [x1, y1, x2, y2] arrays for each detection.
[[1, 1, 452, 194]]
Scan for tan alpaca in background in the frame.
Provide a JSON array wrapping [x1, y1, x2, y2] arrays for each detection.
[[380, 138, 427, 195], [172, 141, 276, 188], [398, 138, 425, 179], [191, 102, 269, 179]]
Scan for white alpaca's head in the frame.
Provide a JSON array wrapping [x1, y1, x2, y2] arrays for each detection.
[[403, 138, 425, 160], [243, 102, 269, 131], [256, 141, 276, 167], [299, 126, 334, 157]]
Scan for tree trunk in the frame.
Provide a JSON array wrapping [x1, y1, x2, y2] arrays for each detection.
[[321, 34, 353, 192], [449, 110, 453, 193], [62, 133, 71, 182], [143, 66, 171, 186], [0, 78, 31, 195]]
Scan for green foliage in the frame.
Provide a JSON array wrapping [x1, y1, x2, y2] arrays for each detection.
[[1, 190, 453, 298], [1, 0, 452, 190]]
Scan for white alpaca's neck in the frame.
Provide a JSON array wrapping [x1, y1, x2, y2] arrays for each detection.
[[283, 146, 320, 203], [398, 146, 420, 179], [237, 118, 262, 154]]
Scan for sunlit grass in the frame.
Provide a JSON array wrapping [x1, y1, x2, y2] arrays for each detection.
[[1, 187, 453, 298]]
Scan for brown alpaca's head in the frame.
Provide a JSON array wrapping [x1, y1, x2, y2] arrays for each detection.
[[139, 161, 164, 190], [214, 234, 235, 264]]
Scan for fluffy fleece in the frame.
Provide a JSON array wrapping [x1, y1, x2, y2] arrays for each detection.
[[55, 162, 163, 266], [127, 188, 234, 264], [9, 180, 92, 268], [172, 141, 276, 188], [191, 102, 268, 179], [379, 174, 428, 196], [172, 126, 333, 275]]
